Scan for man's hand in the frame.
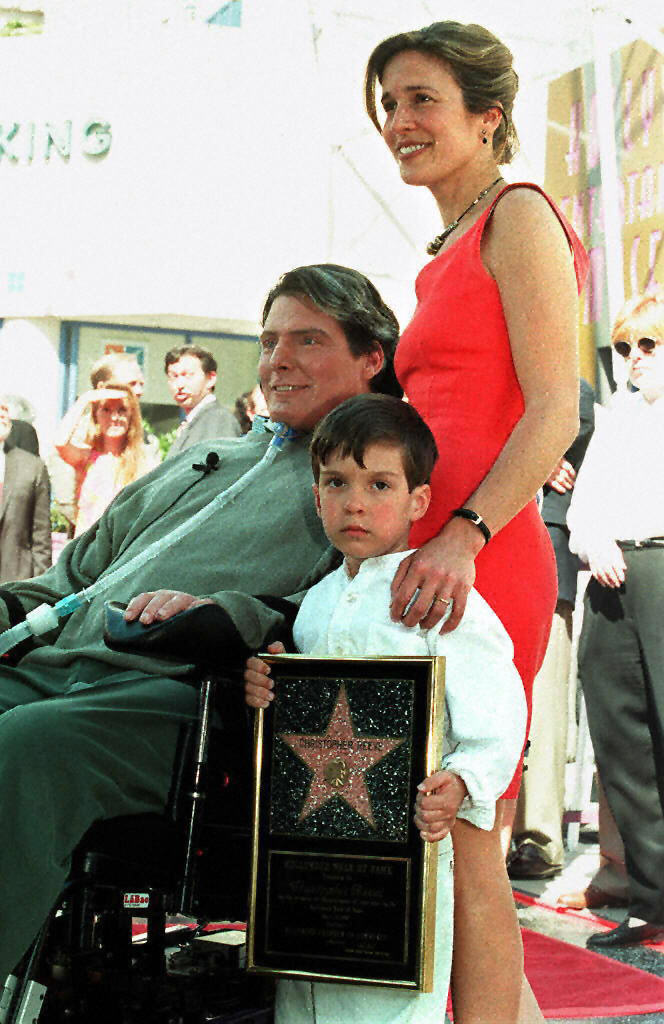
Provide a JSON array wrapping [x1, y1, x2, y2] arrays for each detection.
[[244, 641, 286, 708], [546, 457, 576, 494], [414, 770, 469, 842], [125, 591, 215, 625], [587, 542, 627, 589]]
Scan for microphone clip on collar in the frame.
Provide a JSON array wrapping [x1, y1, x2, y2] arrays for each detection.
[[192, 452, 220, 475]]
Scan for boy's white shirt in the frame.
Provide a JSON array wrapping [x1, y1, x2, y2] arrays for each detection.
[[293, 549, 527, 831]]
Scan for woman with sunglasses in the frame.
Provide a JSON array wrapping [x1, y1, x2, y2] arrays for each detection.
[[363, 21, 588, 1023], [568, 292, 664, 949]]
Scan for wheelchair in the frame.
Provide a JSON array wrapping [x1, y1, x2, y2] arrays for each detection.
[[0, 606, 277, 1024]]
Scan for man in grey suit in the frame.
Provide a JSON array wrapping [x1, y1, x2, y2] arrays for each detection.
[[5, 419, 39, 457], [0, 398, 52, 582], [164, 344, 241, 458]]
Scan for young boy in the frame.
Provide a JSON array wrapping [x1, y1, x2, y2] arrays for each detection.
[[245, 394, 526, 1024]]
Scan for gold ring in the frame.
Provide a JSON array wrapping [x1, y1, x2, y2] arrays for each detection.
[[435, 596, 451, 606]]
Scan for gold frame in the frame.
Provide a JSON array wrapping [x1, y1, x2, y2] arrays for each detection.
[[247, 654, 445, 992]]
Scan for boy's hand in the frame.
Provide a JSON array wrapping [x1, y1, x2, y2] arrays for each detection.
[[414, 770, 468, 842], [244, 641, 286, 708]]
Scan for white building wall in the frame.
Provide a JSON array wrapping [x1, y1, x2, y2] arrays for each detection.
[[0, 318, 61, 441], [1, 0, 658, 430]]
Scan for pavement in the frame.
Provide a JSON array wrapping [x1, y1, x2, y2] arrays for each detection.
[[510, 826, 664, 1024]]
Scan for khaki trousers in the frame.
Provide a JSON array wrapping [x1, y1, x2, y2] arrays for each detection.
[[513, 600, 573, 866]]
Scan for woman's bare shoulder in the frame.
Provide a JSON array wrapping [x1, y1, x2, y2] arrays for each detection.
[[484, 185, 572, 272], [490, 185, 565, 237]]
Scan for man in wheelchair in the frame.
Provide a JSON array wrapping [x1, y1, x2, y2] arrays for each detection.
[[0, 264, 402, 986]]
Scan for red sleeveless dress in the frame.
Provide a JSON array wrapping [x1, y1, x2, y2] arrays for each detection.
[[395, 183, 588, 797]]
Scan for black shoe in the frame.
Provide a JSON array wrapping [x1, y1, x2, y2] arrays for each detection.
[[507, 843, 561, 880], [586, 918, 664, 949]]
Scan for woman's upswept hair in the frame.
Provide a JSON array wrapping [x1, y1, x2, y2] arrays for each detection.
[[365, 21, 519, 165], [262, 263, 403, 399], [89, 381, 146, 488], [611, 291, 664, 345]]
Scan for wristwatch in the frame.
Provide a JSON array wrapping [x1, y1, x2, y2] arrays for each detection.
[[451, 507, 491, 545]]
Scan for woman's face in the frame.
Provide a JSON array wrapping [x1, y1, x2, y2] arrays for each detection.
[[96, 398, 130, 441], [379, 50, 487, 196], [620, 330, 664, 402]]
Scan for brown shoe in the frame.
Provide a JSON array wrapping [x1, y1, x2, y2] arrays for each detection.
[[507, 843, 562, 880], [557, 884, 628, 910]]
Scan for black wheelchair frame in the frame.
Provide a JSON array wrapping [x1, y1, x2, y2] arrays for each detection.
[[1, 673, 273, 1024]]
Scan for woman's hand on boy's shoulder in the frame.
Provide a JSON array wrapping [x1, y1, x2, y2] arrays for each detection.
[[244, 641, 286, 708], [390, 520, 480, 633], [414, 770, 469, 842]]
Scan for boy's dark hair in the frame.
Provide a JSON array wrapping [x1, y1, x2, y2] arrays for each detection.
[[262, 264, 403, 399], [164, 344, 217, 376], [310, 394, 438, 491]]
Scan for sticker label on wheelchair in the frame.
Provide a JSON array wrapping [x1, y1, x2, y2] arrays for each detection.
[[123, 892, 150, 910]]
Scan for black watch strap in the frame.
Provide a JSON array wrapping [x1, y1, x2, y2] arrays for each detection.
[[451, 507, 491, 545]]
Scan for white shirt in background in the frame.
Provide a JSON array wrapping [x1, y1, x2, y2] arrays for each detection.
[[568, 391, 664, 559]]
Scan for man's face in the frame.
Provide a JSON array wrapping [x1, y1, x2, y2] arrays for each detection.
[[258, 295, 383, 432], [166, 354, 217, 413], [0, 403, 11, 444], [113, 360, 145, 400]]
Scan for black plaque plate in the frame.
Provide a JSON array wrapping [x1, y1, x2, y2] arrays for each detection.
[[247, 655, 445, 990]]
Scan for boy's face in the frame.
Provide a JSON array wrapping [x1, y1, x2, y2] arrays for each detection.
[[313, 442, 430, 576]]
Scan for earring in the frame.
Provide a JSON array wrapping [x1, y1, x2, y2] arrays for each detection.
[[481, 130, 488, 145]]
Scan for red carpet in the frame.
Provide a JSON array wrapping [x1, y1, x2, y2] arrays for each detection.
[[522, 926, 664, 1018], [445, 926, 664, 1019]]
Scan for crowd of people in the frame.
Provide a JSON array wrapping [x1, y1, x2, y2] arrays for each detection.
[[0, 16, 662, 1024], [9, 346, 254, 546]]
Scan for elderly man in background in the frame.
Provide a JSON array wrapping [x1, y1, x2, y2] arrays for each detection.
[[165, 344, 241, 457], [0, 397, 51, 582], [568, 292, 664, 948], [3, 395, 40, 456], [90, 353, 146, 399]]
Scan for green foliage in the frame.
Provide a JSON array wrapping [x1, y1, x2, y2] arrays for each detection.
[[157, 427, 178, 460], [142, 415, 176, 460], [50, 502, 73, 535]]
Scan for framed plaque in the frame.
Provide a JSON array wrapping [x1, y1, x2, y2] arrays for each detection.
[[247, 655, 445, 991]]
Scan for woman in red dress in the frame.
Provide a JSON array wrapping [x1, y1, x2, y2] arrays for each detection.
[[365, 22, 587, 1024]]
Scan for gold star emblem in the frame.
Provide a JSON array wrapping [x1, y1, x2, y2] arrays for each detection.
[[280, 684, 404, 829]]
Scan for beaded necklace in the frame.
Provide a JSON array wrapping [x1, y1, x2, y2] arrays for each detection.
[[427, 177, 503, 256]]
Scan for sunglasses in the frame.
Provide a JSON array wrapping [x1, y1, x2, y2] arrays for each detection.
[[612, 337, 660, 359]]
